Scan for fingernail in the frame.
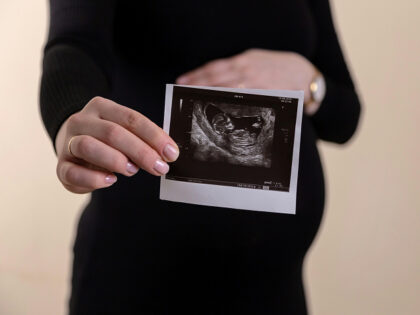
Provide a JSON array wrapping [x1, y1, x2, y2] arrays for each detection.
[[163, 144, 179, 162], [154, 160, 169, 175], [126, 162, 139, 175], [105, 174, 117, 185]]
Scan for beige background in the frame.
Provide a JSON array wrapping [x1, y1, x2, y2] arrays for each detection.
[[0, 0, 419, 314]]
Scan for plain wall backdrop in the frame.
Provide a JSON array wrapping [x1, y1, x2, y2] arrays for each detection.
[[0, 1, 419, 314]]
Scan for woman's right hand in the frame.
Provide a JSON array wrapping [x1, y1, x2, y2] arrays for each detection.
[[54, 96, 179, 194]]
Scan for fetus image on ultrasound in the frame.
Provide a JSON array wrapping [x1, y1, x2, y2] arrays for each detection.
[[190, 100, 276, 168]]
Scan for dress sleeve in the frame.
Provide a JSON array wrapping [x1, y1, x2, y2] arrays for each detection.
[[39, 0, 116, 146], [308, 0, 362, 144]]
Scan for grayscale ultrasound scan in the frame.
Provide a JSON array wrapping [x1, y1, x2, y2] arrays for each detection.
[[166, 86, 298, 192], [191, 101, 275, 168]]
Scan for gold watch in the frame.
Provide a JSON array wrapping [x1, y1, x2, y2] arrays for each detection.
[[305, 71, 326, 115]]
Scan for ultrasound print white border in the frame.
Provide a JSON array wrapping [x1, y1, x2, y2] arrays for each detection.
[[160, 84, 304, 214]]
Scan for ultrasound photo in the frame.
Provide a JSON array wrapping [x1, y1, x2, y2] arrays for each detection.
[[190, 100, 275, 168], [165, 85, 299, 192], [161, 85, 304, 214]]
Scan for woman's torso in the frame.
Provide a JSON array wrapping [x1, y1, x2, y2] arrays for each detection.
[[71, 1, 325, 313]]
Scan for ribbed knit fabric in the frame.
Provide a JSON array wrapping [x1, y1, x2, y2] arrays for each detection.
[[39, 0, 361, 314], [40, 0, 361, 147], [40, 45, 110, 143]]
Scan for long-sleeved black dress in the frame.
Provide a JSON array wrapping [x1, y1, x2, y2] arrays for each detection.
[[40, 0, 361, 314]]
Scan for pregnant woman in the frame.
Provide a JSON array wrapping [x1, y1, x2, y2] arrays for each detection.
[[40, 0, 361, 314]]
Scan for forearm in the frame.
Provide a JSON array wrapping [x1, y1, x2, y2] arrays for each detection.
[[40, 44, 110, 148], [40, 0, 116, 148], [307, 0, 362, 144]]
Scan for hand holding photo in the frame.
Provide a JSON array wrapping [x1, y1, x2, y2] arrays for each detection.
[[160, 85, 303, 214]]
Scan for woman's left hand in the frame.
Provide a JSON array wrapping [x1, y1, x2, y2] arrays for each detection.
[[176, 48, 316, 103]]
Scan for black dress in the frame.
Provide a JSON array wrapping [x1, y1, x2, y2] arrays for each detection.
[[40, 0, 361, 314]]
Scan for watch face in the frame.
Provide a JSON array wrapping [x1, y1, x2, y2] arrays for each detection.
[[313, 75, 326, 103]]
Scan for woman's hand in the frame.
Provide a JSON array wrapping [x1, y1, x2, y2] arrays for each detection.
[[176, 48, 317, 103], [55, 97, 179, 194]]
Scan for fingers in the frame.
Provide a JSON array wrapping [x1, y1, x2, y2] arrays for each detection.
[[84, 97, 179, 163], [62, 184, 93, 194], [67, 135, 139, 177], [176, 57, 243, 86], [185, 71, 242, 87], [69, 116, 171, 176], [57, 96, 184, 194], [57, 159, 117, 193]]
